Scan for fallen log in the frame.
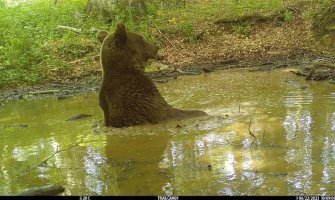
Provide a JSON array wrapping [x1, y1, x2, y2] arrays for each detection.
[[14, 184, 65, 196], [65, 114, 92, 121]]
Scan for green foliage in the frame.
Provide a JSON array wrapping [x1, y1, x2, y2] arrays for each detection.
[[0, 0, 290, 88], [181, 22, 194, 35], [283, 9, 293, 22], [232, 22, 252, 36], [157, 0, 185, 9], [308, 0, 335, 48], [0, 0, 104, 88], [311, 0, 335, 33], [0, 0, 5, 7], [226, 0, 283, 18]]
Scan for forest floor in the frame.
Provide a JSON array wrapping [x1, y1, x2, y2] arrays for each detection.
[[0, 0, 334, 102]]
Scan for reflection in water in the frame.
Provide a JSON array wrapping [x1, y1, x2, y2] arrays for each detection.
[[283, 79, 335, 195], [224, 152, 236, 180], [105, 129, 172, 195], [50, 138, 62, 168], [332, 113, 335, 131], [284, 114, 297, 141], [284, 87, 314, 194], [170, 141, 185, 168], [1, 69, 335, 195], [83, 147, 106, 195]]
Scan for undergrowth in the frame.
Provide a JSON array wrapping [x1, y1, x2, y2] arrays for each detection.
[[0, 0, 105, 88], [0, 0, 330, 88]]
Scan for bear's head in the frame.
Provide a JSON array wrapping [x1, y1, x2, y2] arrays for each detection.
[[97, 23, 159, 71]]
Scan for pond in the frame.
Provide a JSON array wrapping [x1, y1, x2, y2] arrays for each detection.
[[1, 68, 335, 195]]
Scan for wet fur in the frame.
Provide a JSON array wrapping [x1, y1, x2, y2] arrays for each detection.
[[98, 23, 206, 127]]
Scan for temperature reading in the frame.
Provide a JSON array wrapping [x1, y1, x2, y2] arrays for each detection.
[[80, 196, 90, 200]]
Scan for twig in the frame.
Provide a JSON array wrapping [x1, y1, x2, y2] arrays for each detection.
[[56, 25, 81, 33], [68, 55, 99, 64], [248, 107, 257, 140], [29, 90, 60, 95], [22, 141, 81, 177], [83, 120, 102, 136], [17, 133, 105, 180], [225, 138, 240, 147], [156, 29, 183, 54], [174, 68, 198, 75], [155, 29, 195, 57], [37, 142, 80, 168]]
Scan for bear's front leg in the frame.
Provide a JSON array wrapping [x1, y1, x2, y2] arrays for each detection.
[[99, 96, 111, 126]]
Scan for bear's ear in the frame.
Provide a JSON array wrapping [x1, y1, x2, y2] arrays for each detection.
[[97, 30, 108, 43], [114, 23, 127, 45]]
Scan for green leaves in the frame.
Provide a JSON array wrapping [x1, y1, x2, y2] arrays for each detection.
[[0, 0, 104, 88]]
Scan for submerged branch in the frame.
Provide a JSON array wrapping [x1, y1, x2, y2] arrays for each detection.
[[35, 142, 81, 169], [248, 104, 262, 140], [19, 141, 81, 179], [83, 120, 103, 136], [15, 184, 65, 196]]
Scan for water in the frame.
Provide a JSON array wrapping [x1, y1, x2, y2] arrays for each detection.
[[1, 69, 335, 195]]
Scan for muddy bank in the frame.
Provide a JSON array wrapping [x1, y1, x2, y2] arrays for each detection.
[[0, 53, 333, 103]]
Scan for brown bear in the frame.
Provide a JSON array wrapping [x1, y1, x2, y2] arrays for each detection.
[[98, 23, 206, 128]]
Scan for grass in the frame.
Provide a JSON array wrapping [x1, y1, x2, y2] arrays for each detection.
[[0, 0, 327, 89], [0, 0, 105, 88], [311, 0, 335, 33], [151, 0, 285, 34]]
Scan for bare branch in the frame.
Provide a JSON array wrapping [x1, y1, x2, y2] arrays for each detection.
[[56, 25, 82, 33]]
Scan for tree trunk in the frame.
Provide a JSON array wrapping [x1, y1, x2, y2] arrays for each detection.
[[85, 0, 93, 14]]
